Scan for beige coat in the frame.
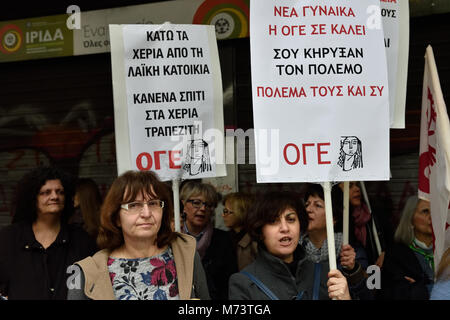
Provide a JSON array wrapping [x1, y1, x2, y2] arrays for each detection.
[[73, 233, 210, 300], [236, 233, 258, 271]]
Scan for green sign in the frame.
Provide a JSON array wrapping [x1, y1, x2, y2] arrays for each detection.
[[0, 0, 252, 63], [0, 14, 73, 62]]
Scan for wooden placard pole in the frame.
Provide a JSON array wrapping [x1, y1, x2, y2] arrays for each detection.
[[172, 179, 181, 232], [343, 181, 349, 246], [360, 181, 382, 256], [322, 181, 337, 271]]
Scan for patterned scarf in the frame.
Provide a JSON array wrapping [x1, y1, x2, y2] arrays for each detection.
[[183, 221, 214, 259], [352, 203, 371, 246], [301, 232, 343, 263]]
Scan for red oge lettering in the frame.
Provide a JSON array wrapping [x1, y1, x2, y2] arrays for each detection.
[[281, 25, 306, 36], [136, 152, 153, 171], [154, 151, 166, 170], [283, 143, 300, 165], [169, 150, 182, 169], [317, 143, 331, 164], [136, 150, 182, 171], [302, 143, 315, 165], [283, 142, 331, 166]]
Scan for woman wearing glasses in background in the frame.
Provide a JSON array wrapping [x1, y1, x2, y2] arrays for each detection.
[[67, 170, 210, 300], [180, 181, 237, 300], [222, 192, 257, 271]]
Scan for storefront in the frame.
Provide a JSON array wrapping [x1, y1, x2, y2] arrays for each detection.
[[0, 0, 449, 229]]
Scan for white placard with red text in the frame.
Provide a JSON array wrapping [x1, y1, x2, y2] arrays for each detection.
[[110, 24, 225, 181], [250, 0, 390, 182]]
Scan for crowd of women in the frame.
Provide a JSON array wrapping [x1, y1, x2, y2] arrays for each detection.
[[0, 166, 448, 300]]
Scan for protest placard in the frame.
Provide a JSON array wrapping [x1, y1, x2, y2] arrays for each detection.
[[110, 24, 225, 181], [250, 0, 390, 183]]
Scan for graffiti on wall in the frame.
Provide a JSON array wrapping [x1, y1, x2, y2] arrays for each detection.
[[0, 100, 117, 225]]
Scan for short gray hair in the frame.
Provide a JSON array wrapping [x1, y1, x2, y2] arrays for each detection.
[[394, 195, 419, 246], [180, 181, 219, 207]]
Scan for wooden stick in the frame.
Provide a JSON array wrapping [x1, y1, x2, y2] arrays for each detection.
[[343, 181, 349, 246], [360, 181, 382, 256], [322, 182, 337, 270], [172, 179, 181, 232]]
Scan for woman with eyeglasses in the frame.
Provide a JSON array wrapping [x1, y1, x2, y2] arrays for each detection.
[[67, 170, 210, 300], [222, 192, 257, 271], [180, 181, 237, 300]]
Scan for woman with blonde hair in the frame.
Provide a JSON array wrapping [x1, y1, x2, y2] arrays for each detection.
[[222, 192, 257, 270], [68, 170, 209, 300]]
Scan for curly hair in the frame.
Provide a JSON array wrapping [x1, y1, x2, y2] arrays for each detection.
[[96, 170, 178, 251], [12, 166, 75, 224]]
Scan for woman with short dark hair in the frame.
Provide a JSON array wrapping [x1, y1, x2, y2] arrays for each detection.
[[229, 190, 351, 300], [68, 170, 210, 300]]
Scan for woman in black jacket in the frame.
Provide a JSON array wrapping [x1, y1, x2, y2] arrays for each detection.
[[0, 166, 97, 300]]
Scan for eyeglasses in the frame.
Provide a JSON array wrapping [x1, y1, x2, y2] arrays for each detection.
[[121, 200, 164, 214], [222, 208, 234, 216], [186, 199, 215, 209]]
